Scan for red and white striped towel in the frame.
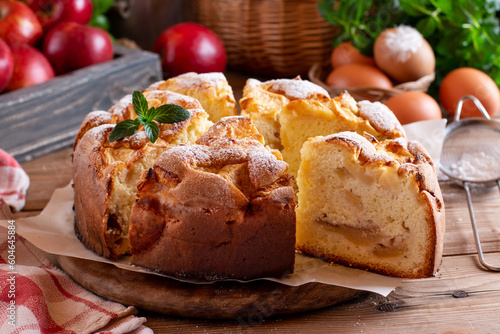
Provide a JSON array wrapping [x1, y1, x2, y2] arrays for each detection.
[[0, 224, 152, 334], [0, 150, 30, 212]]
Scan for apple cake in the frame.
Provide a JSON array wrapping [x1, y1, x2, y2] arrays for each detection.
[[72, 71, 445, 280], [279, 92, 406, 177]]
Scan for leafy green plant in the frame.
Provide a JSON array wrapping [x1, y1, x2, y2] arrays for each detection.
[[89, 0, 115, 31], [318, 0, 500, 88], [109, 91, 191, 144]]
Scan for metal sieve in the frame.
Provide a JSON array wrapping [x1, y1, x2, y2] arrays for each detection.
[[440, 95, 500, 271]]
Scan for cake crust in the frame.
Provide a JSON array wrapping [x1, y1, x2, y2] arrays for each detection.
[[73, 125, 124, 258]]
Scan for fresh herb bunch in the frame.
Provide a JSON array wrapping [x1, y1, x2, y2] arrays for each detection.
[[108, 91, 191, 143], [318, 0, 500, 88], [318, 0, 406, 56]]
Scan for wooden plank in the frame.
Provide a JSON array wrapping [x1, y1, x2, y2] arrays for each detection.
[[57, 255, 363, 320], [140, 253, 500, 333], [0, 45, 162, 163], [440, 180, 500, 256]]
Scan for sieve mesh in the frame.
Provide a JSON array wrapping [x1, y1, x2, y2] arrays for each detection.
[[440, 123, 500, 183]]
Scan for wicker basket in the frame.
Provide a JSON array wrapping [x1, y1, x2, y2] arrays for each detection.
[[187, 0, 339, 78], [309, 62, 435, 102]]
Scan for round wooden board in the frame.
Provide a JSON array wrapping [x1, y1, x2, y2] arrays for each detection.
[[56, 255, 365, 319]]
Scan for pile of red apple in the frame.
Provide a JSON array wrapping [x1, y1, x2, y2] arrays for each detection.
[[0, 0, 113, 93]]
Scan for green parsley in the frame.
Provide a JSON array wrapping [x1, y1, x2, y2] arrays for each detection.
[[108, 91, 191, 143]]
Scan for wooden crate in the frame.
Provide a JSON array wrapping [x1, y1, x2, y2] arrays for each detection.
[[0, 45, 162, 162]]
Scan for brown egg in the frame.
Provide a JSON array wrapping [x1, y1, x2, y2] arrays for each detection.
[[331, 41, 376, 69], [439, 67, 500, 118], [384, 91, 442, 125], [374, 26, 435, 83], [326, 63, 393, 89]]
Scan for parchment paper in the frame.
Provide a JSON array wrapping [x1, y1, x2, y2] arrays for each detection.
[[0, 119, 446, 298]]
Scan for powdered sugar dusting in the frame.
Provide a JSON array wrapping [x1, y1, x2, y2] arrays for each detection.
[[449, 151, 500, 181], [84, 110, 112, 124], [145, 81, 163, 91], [143, 90, 204, 111], [109, 95, 132, 115], [383, 25, 423, 62], [393, 137, 408, 150], [247, 148, 288, 187], [266, 79, 330, 99], [358, 101, 403, 135], [193, 116, 289, 188], [245, 78, 261, 89], [174, 72, 227, 90], [332, 131, 378, 155], [82, 124, 114, 144]]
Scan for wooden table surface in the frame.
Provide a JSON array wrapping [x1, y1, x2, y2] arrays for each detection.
[[12, 73, 500, 333]]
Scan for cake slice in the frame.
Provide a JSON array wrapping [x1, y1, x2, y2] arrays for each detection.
[[295, 132, 445, 278]]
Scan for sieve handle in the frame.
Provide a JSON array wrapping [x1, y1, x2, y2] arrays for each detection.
[[455, 95, 491, 123], [464, 181, 500, 271]]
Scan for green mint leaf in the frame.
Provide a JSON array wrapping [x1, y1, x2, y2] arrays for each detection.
[[153, 104, 191, 124], [142, 107, 160, 123], [108, 90, 191, 144], [108, 119, 140, 142], [144, 122, 160, 144], [132, 91, 148, 117]]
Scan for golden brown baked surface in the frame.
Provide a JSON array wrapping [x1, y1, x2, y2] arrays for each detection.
[[73, 90, 208, 150], [145, 72, 238, 123], [240, 78, 406, 179], [295, 132, 445, 278], [129, 117, 296, 279]]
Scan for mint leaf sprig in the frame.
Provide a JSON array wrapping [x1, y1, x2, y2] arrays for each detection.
[[108, 91, 191, 143]]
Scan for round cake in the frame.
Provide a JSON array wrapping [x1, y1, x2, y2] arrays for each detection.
[[73, 72, 445, 280]]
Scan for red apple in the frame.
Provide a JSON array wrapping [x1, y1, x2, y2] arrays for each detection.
[[43, 22, 113, 75], [5, 43, 54, 92], [0, 1, 43, 45], [26, 0, 93, 32], [153, 22, 227, 78], [0, 38, 13, 92]]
